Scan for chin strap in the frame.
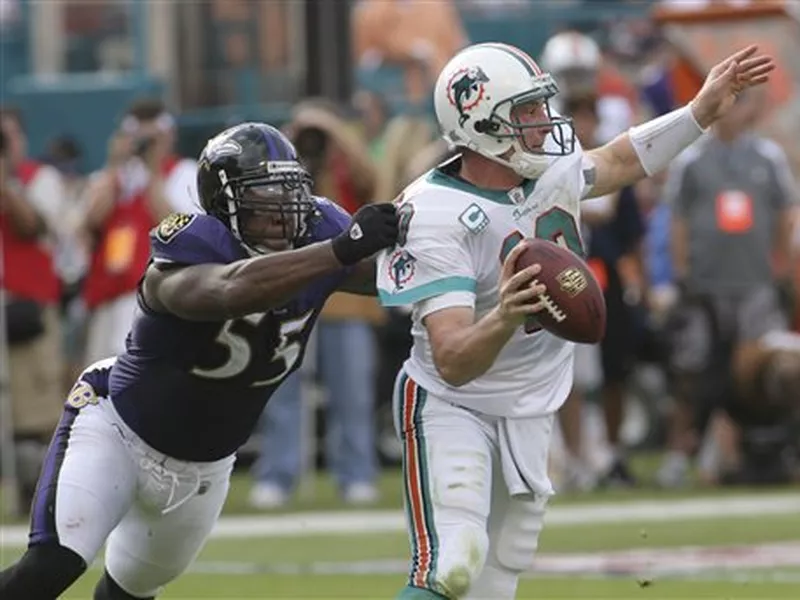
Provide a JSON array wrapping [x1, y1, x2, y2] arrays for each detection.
[[479, 146, 551, 180]]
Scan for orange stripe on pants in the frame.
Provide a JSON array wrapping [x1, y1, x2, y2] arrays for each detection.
[[403, 376, 432, 588]]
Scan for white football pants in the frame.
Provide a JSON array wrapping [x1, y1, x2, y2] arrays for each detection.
[[29, 370, 234, 598], [393, 369, 553, 600]]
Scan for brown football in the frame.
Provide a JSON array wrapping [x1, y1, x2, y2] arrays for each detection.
[[514, 238, 606, 344]]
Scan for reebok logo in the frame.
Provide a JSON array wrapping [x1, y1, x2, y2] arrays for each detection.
[[350, 224, 364, 240]]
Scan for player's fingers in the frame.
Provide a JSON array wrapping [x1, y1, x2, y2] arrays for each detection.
[[719, 60, 737, 82], [501, 240, 529, 279], [506, 283, 545, 307], [728, 44, 758, 65], [741, 62, 775, 81], [710, 46, 757, 80], [519, 296, 550, 315], [504, 264, 541, 292], [746, 74, 772, 87], [738, 55, 772, 71]]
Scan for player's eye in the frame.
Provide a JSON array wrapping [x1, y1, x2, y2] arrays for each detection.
[[526, 102, 545, 116]]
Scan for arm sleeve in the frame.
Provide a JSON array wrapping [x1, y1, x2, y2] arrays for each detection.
[[376, 201, 477, 308]]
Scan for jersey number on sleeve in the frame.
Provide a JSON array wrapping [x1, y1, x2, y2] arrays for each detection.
[[499, 207, 582, 334], [192, 311, 314, 386]]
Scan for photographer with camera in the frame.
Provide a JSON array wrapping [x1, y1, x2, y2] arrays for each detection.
[[0, 106, 67, 512], [80, 98, 198, 365], [250, 100, 384, 508]]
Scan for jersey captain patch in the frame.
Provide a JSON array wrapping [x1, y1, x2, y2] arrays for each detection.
[[155, 213, 196, 243]]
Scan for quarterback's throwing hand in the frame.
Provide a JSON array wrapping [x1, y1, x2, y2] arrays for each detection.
[[690, 45, 775, 129], [496, 241, 547, 328], [332, 203, 399, 265]]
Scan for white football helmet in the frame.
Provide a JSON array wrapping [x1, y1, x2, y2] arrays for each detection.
[[540, 31, 601, 100], [434, 42, 575, 179], [540, 31, 601, 75]]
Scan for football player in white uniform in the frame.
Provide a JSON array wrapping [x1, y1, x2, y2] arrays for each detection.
[[539, 30, 635, 144], [376, 41, 773, 600]]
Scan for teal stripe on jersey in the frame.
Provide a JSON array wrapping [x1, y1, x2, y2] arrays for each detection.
[[378, 276, 476, 306]]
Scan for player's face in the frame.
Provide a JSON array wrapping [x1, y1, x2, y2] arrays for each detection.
[[239, 184, 301, 252], [510, 99, 553, 153]]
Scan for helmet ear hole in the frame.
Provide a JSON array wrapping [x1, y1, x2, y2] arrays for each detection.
[[474, 119, 500, 134]]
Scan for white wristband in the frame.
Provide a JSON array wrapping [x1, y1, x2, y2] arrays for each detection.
[[628, 106, 706, 176]]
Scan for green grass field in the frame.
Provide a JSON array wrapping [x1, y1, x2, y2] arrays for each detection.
[[2, 469, 800, 599]]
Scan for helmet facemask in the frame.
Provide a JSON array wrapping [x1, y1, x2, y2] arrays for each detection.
[[492, 91, 575, 156], [215, 161, 316, 254], [479, 76, 575, 177]]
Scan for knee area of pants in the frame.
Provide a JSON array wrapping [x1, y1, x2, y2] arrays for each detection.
[[493, 499, 547, 572], [103, 559, 163, 600], [433, 525, 488, 599], [94, 570, 155, 600]]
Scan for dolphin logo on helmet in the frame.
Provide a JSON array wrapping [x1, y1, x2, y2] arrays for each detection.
[[434, 42, 576, 180], [447, 66, 490, 126]]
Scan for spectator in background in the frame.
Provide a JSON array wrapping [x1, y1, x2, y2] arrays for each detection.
[[638, 34, 677, 119], [42, 135, 91, 386], [353, 89, 390, 164], [0, 106, 66, 511], [552, 93, 646, 490], [658, 88, 797, 488], [540, 30, 636, 144], [573, 94, 647, 487], [637, 178, 677, 340], [80, 97, 198, 366], [43, 135, 90, 289], [353, 88, 437, 215], [726, 290, 800, 484], [250, 100, 382, 508], [352, 0, 468, 105], [352, 90, 442, 466]]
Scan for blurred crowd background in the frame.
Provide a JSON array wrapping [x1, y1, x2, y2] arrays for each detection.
[[1, 0, 799, 515]]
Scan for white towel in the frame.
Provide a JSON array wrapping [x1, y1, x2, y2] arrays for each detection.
[[498, 413, 556, 498]]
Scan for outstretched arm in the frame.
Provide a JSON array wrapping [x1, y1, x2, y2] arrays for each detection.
[[585, 45, 774, 199], [144, 241, 342, 320], [144, 203, 399, 321]]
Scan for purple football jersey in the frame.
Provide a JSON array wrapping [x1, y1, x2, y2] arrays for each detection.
[[108, 199, 353, 461]]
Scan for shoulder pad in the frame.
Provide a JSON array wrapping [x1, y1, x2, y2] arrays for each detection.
[[150, 214, 244, 266]]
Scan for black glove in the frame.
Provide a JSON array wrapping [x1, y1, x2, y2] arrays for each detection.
[[332, 203, 399, 266]]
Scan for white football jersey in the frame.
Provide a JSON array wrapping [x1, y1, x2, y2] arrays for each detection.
[[377, 147, 596, 418]]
